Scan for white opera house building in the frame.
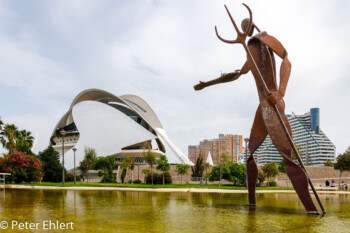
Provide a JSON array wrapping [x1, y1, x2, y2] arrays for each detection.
[[50, 89, 193, 169]]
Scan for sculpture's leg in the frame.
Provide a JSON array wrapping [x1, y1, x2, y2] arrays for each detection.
[[247, 106, 268, 206], [262, 99, 319, 213]]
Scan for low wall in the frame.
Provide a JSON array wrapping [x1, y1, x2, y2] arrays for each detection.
[[275, 166, 349, 187], [115, 164, 213, 184], [85, 165, 346, 187]]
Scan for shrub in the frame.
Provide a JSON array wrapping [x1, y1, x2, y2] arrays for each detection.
[[0, 151, 43, 183], [145, 172, 172, 184], [100, 173, 116, 183], [65, 172, 81, 182], [256, 172, 265, 187], [133, 179, 142, 184], [209, 162, 246, 185], [268, 181, 276, 187]]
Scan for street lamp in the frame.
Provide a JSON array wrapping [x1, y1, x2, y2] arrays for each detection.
[[244, 138, 249, 189], [60, 129, 67, 184], [73, 147, 77, 185]]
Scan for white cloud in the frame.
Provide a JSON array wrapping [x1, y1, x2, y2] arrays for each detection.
[[0, 0, 349, 168]]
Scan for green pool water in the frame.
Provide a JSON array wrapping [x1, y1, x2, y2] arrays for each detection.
[[0, 189, 349, 232]]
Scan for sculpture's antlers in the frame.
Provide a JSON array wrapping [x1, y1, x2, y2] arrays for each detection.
[[215, 3, 253, 44]]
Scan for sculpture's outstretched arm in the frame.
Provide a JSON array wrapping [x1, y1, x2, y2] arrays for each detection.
[[255, 32, 291, 97], [194, 61, 250, 91]]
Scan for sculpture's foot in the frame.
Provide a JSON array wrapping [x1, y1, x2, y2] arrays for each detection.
[[307, 211, 320, 215]]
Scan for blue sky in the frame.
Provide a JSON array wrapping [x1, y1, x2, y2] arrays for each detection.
[[0, 0, 349, 167]]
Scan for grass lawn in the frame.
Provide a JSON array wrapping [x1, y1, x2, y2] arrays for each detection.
[[19, 182, 294, 190]]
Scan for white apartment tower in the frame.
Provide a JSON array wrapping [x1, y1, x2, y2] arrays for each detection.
[[254, 108, 336, 166]]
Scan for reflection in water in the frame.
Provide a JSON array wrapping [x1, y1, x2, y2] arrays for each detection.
[[0, 189, 350, 232]]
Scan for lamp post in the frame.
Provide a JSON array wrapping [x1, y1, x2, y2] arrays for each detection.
[[73, 147, 77, 185], [60, 129, 67, 185], [244, 138, 249, 189]]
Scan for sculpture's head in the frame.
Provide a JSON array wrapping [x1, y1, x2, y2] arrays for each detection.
[[215, 4, 260, 44], [241, 18, 254, 37]]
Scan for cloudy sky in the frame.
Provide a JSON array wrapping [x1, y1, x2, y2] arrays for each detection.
[[0, 0, 349, 167]]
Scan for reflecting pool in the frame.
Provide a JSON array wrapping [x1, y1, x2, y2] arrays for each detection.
[[0, 189, 350, 232]]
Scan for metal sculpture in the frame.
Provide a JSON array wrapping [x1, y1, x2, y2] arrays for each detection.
[[194, 3, 325, 214]]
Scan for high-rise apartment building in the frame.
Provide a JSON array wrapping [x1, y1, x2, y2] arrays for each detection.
[[188, 134, 243, 165], [254, 108, 336, 166], [188, 145, 200, 164]]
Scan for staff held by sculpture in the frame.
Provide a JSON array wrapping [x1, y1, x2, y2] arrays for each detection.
[[194, 3, 325, 214]]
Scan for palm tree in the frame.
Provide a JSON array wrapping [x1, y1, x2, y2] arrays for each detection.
[[0, 118, 3, 131], [0, 124, 19, 153], [122, 157, 135, 183], [84, 147, 97, 182], [175, 164, 190, 184], [17, 129, 34, 152]]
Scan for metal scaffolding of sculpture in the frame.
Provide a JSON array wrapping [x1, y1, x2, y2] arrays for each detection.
[[194, 3, 325, 214]]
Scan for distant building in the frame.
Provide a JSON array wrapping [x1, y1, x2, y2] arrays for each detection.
[[188, 134, 243, 165], [345, 146, 350, 154], [188, 145, 199, 164], [254, 108, 336, 166], [51, 89, 194, 167]]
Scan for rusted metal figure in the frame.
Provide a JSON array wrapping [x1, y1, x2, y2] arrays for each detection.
[[194, 3, 325, 214]]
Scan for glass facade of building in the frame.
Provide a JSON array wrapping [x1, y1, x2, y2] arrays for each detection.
[[254, 108, 336, 166]]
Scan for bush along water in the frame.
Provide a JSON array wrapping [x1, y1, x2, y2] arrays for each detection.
[[0, 151, 43, 183], [145, 172, 172, 184]]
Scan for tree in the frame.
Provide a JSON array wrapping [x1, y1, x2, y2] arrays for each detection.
[[156, 155, 170, 185], [257, 171, 265, 187], [142, 169, 151, 184], [0, 124, 19, 153], [84, 147, 97, 182], [79, 159, 89, 182], [191, 157, 204, 178], [227, 162, 246, 185], [262, 162, 279, 187], [278, 159, 288, 187], [209, 165, 228, 180], [0, 118, 3, 131], [144, 147, 157, 185], [129, 158, 135, 183], [278, 159, 286, 173], [175, 164, 190, 184], [92, 156, 116, 183], [204, 162, 211, 186], [334, 153, 350, 188], [38, 145, 63, 182], [16, 130, 34, 154], [219, 152, 230, 186], [121, 157, 135, 183], [145, 172, 172, 184], [324, 160, 334, 167], [209, 162, 245, 186]]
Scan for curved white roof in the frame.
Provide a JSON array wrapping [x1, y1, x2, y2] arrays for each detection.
[[52, 89, 193, 166]]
